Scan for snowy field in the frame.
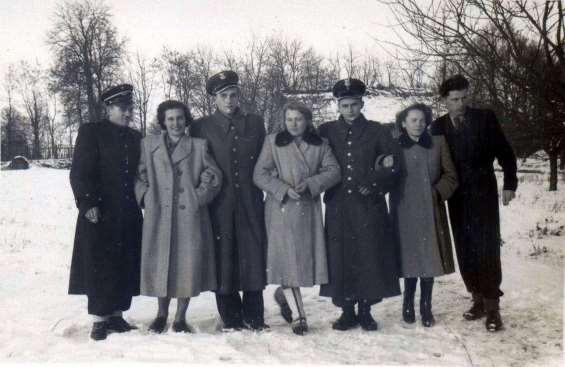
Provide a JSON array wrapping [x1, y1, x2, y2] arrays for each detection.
[[0, 161, 563, 365]]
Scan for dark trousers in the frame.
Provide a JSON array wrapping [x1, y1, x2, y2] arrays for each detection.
[[216, 291, 264, 324], [454, 239, 503, 299], [87, 294, 132, 317]]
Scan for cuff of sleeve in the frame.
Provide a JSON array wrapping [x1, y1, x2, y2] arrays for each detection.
[[274, 183, 291, 202]]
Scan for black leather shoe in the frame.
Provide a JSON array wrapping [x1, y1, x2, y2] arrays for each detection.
[[90, 321, 108, 341], [332, 308, 358, 331], [463, 302, 486, 321], [291, 317, 308, 335], [244, 318, 270, 331], [172, 320, 192, 333], [148, 316, 167, 333], [358, 306, 379, 331], [107, 316, 138, 333], [485, 311, 503, 332], [222, 319, 246, 331], [274, 287, 293, 324]]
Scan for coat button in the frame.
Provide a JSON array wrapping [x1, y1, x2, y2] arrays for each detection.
[[347, 189, 352, 194], [179, 188, 184, 193], [232, 147, 237, 152], [234, 172, 239, 176], [179, 205, 186, 210], [347, 177, 352, 181], [235, 183, 240, 188], [233, 160, 238, 164], [234, 135, 239, 140]]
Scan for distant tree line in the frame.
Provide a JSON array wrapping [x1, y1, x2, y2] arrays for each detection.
[[1, 0, 562, 191]]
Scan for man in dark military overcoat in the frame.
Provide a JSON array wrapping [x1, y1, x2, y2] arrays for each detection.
[[69, 84, 143, 340], [191, 71, 268, 331], [319, 78, 401, 331], [431, 74, 517, 332]]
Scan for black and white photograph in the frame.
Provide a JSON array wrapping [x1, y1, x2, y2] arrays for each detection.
[[0, 0, 563, 365]]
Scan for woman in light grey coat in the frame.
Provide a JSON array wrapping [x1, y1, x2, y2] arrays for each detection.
[[253, 101, 341, 335], [383, 103, 458, 328], [135, 100, 222, 333]]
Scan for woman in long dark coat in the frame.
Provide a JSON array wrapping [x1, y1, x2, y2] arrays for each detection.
[[135, 100, 222, 334], [253, 101, 341, 335], [384, 104, 458, 327]]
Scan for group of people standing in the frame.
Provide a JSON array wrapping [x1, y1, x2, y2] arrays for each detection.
[[68, 72, 517, 341]]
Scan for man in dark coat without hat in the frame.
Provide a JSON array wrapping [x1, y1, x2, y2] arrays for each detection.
[[191, 71, 268, 331], [431, 74, 517, 332], [69, 84, 143, 341], [318, 78, 401, 331]]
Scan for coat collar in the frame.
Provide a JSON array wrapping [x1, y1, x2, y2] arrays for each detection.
[[150, 132, 193, 165], [213, 108, 247, 135], [399, 131, 432, 149], [336, 113, 369, 141]]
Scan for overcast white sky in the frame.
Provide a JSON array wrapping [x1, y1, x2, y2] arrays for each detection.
[[0, 0, 410, 108]]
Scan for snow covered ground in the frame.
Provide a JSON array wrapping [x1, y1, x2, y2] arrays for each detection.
[[0, 162, 563, 365]]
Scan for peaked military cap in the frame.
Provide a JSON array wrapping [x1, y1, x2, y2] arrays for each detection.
[[101, 84, 134, 105], [206, 70, 239, 95], [332, 78, 366, 100]]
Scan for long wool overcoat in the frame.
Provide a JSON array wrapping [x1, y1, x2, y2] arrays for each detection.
[[318, 115, 401, 306], [253, 133, 341, 287], [388, 133, 459, 278], [69, 120, 143, 304], [431, 108, 517, 296], [135, 133, 222, 298], [191, 109, 267, 294]]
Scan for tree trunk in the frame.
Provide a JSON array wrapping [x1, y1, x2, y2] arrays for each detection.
[[549, 150, 558, 191]]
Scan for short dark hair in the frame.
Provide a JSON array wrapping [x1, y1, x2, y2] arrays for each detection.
[[395, 103, 433, 130], [157, 100, 193, 130], [283, 100, 313, 123], [439, 74, 470, 97]]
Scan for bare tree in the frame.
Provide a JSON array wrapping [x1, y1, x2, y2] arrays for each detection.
[[382, 0, 565, 190], [48, 0, 125, 124], [128, 51, 157, 136], [18, 61, 47, 159]]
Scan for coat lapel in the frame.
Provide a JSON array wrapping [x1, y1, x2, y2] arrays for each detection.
[[289, 140, 312, 176], [151, 132, 173, 171], [170, 135, 192, 165]]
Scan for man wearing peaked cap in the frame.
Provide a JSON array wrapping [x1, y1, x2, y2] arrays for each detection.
[[101, 83, 134, 106], [332, 78, 367, 100], [206, 70, 239, 95], [318, 78, 401, 332], [69, 83, 143, 340], [192, 71, 268, 331]]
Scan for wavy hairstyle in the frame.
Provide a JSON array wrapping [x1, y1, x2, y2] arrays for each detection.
[[156, 100, 193, 130], [275, 100, 322, 146]]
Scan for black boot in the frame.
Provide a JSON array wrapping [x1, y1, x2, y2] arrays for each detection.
[[172, 320, 192, 333], [357, 302, 379, 331], [148, 316, 167, 333], [274, 287, 293, 324], [291, 317, 309, 336], [420, 278, 435, 327], [90, 321, 108, 341], [332, 305, 358, 331], [463, 292, 486, 321], [403, 278, 417, 324], [107, 316, 138, 333], [484, 298, 503, 332]]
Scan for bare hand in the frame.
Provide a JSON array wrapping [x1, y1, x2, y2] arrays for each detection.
[[382, 155, 394, 168], [201, 170, 213, 184], [358, 185, 371, 196], [85, 207, 100, 223], [295, 181, 308, 194], [287, 188, 302, 200], [502, 190, 515, 206]]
